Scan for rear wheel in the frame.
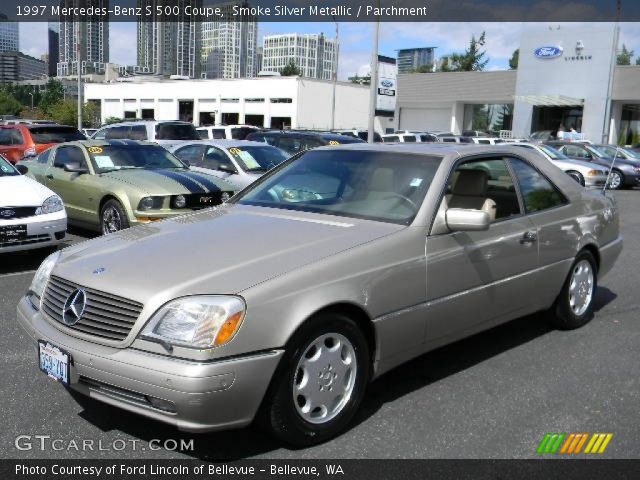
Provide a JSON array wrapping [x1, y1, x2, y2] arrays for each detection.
[[260, 313, 370, 447], [548, 250, 597, 330], [607, 170, 624, 190], [100, 199, 129, 235]]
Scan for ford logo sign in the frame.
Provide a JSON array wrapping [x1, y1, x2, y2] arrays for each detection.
[[534, 46, 563, 59], [381, 79, 394, 88]]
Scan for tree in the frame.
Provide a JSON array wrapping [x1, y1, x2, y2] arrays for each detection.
[[509, 49, 519, 69], [104, 116, 124, 125], [617, 44, 634, 65], [636, 57, 640, 66], [279, 60, 301, 76], [0, 90, 23, 116], [444, 32, 490, 72], [48, 100, 100, 127], [39, 79, 65, 114], [348, 74, 370, 85], [411, 64, 434, 73]]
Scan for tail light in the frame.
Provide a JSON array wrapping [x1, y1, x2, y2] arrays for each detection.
[[22, 147, 37, 158]]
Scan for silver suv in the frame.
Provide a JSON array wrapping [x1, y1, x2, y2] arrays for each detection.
[[92, 121, 200, 148]]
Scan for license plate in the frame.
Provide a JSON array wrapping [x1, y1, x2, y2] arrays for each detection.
[[0, 224, 27, 242], [38, 341, 70, 386]]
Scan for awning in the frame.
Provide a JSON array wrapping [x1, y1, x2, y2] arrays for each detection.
[[514, 94, 584, 107]]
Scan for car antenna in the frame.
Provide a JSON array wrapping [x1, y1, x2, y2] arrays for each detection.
[[603, 147, 620, 195]]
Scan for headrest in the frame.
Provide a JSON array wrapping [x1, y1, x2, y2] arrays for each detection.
[[451, 169, 489, 197]]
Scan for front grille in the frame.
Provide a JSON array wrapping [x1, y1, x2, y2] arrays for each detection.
[[0, 206, 38, 219], [0, 234, 49, 248], [172, 192, 227, 209], [42, 276, 143, 342]]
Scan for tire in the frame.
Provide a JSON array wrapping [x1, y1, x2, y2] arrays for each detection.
[[548, 250, 598, 330], [607, 170, 624, 190], [259, 312, 370, 447], [566, 170, 585, 186], [100, 199, 130, 235]]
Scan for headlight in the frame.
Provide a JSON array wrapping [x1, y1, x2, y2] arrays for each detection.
[[173, 195, 186, 209], [221, 192, 230, 203], [140, 296, 245, 349], [633, 167, 640, 174], [138, 196, 155, 210], [586, 170, 602, 176], [29, 250, 60, 299], [36, 195, 63, 215]]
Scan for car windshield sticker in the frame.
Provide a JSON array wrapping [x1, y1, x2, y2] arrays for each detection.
[[87, 146, 103, 154], [236, 150, 260, 169], [94, 155, 115, 169], [328, 140, 340, 145], [410, 178, 423, 187]]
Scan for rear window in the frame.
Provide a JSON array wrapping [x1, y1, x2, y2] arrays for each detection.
[[383, 136, 399, 143], [0, 128, 24, 145], [231, 127, 258, 140], [403, 135, 417, 143], [29, 126, 85, 144], [212, 129, 226, 139], [155, 123, 199, 140]]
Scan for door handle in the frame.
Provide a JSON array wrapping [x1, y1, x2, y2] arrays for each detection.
[[45, 174, 54, 179], [520, 231, 538, 244]]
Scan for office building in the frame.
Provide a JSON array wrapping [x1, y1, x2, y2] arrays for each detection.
[[201, 1, 258, 79], [396, 47, 436, 74], [0, 14, 19, 53], [262, 33, 338, 80], [0, 52, 46, 83], [137, 0, 202, 77], [47, 21, 59, 77], [57, 0, 109, 76]]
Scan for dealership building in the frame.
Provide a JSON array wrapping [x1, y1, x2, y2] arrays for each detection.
[[84, 76, 373, 131], [395, 24, 640, 144]]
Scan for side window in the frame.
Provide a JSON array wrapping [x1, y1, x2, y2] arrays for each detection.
[[93, 128, 107, 140], [0, 129, 24, 145], [212, 129, 226, 139], [104, 126, 130, 140], [174, 145, 206, 166], [197, 129, 209, 139], [510, 158, 568, 213], [53, 146, 87, 169], [203, 147, 235, 171], [277, 137, 304, 154], [449, 158, 521, 221], [564, 145, 590, 159], [129, 125, 148, 140], [37, 149, 52, 164]]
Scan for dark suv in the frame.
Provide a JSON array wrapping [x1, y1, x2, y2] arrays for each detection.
[[246, 130, 364, 156]]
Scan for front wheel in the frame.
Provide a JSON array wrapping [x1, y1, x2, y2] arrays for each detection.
[[566, 170, 585, 186], [607, 170, 624, 190], [548, 251, 597, 330], [260, 313, 370, 447], [100, 199, 130, 235]]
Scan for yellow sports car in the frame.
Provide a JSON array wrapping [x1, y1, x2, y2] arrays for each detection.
[[19, 140, 237, 234]]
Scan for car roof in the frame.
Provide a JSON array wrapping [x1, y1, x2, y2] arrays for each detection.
[[174, 139, 271, 148], [103, 120, 192, 127], [55, 139, 159, 148], [252, 131, 355, 140], [310, 141, 529, 157]]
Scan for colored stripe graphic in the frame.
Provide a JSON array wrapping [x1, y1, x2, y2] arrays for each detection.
[[179, 171, 222, 192], [154, 169, 206, 193], [538, 433, 613, 454]]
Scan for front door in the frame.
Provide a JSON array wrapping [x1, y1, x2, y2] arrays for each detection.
[[424, 156, 540, 347]]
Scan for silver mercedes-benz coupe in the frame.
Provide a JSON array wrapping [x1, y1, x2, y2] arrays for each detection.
[[17, 143, 622, 446]]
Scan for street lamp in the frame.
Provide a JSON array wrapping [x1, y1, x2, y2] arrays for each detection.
[[367, 8, 381, 143], [28, 92, 34, 110], [330, 17, 340, 131]]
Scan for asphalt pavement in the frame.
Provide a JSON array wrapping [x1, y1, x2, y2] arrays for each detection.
[[1, 194, 638, 460]]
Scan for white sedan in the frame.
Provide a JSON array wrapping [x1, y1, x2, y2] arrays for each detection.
[[0, 155, 67, 253]]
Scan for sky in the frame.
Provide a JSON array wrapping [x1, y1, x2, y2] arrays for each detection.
[[19, 21, 640, 79]]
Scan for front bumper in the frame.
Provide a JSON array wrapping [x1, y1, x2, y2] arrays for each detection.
[[0, 210, 66, 253], [583, 174, 608, 188], [622, 171, 640, 187], [17, 296, 284, 433]]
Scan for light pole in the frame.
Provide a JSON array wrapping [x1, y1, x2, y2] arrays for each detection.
[[330, 18, 340, 131], [76, 21, 82, 131], [367, 13, 380, 143], [28, 92, 34, 110]]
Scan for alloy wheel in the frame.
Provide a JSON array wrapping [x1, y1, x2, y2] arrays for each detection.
[[102, 206, 122, 234], [568, 259, 594, 316]]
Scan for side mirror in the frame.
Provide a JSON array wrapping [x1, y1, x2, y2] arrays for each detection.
[[63, 162, 89, 174], [218, 163, 237, 174], [446, 208, 490, 232], [15, 164, 28, 175]]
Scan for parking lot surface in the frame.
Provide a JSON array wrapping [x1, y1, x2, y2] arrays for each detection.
[[1, 193, 639, 460]]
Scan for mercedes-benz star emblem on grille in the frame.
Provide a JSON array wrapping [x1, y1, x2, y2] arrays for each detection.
[[62, 289, 87, 326], [0, 209, 15, 218]]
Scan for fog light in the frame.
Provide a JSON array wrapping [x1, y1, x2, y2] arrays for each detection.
[[146, 396, 177, 413], [173, 195, 186, 208]]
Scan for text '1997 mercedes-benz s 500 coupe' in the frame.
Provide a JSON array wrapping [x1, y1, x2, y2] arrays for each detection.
[[17, 143, 622, 446]]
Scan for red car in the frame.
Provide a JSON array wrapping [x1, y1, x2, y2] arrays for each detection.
[[0, 124, 85, 163]]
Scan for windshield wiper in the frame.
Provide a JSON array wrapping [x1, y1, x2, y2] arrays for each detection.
[[245, 167, 267, 172]]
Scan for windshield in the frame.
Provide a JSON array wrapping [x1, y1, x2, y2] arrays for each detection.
[[586, 145, 609, 158], [29, 126, 85, 144], [621, 147, 640, 159], [226, 146, 289, 171], [235, 149, 440, 225], [538, 144, 569, 160], [155, 123, 199, 140], [231, 127, 258, 140], [86, 145, 186, 173], [0, 155, 18, 176]]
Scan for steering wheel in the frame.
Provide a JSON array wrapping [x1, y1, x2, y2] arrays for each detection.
[[382, 193, 418, 211]]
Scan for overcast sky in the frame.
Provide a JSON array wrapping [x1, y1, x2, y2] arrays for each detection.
[[19, 22, 640, 79]]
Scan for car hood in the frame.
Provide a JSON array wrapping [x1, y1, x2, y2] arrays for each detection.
[[0, 175, 55, 207], [100, 169, 236, 195], [53, 204, 402, 303]]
